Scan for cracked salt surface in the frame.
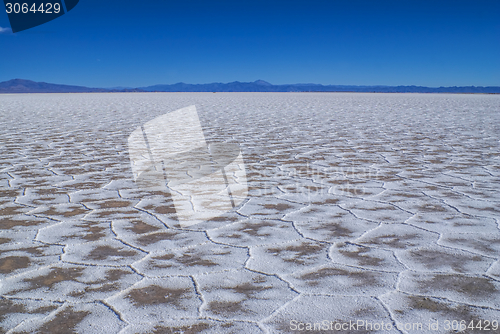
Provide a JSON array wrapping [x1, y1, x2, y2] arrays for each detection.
[[0, 92, 499, 333]]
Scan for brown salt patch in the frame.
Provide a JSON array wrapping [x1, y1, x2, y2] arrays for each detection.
[[0, 205, 27, 216], [337, 245, 384, 266], [230, 281, 272, 299], [364, 204, 397, 212], [0, 189, 21, 199], [0, 256, 31, 274], [25, 307, 90, 334], [85, 246, 137, 261], [208, 301, 247, 316], [65, 181, 107, 190], [267, 242, 325, 265], [312, 198, 339, 205], [206, 216, 239, 223], [143, 204, 176, 215], [68, 222, 108, 242], [68, 283, 120, 297], [408, 249, 483, 273], [445, 237, 500, 256], [262, 203, 293, 211], [91, 209, 139, 218], [39, 205, 89, 218], [419, 274, 497, 298], [237, 221, 274, 237], [30, 305, 59, 314], [95, 200, 132, 209], [0, 298, 26, 322], [0, 237, 11, 244], [311, 222, 354, 238], [126, 285, 190, 308], [15, 245, 51, 256], [137, 231, 179, 246], [156, 249, 220, 268], [105, 268, 132, 281], [417, 203, 448, 213], [408, 296, 476, 319], [360, 233, 421, 249], [23, 267, 84, 290], [300, 267, 377, 287], [0, 217, 47, 229], [125, 221, 161, 234]]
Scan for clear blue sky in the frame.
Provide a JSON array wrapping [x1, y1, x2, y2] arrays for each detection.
[[1, 0, 499, 87]]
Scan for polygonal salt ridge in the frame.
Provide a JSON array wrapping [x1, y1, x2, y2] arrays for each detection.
[[262, 295, 399, 334], [26, 203, 90, 221], [67, 189, 121, 204], [395, 244, 495, 274], [120, 320, 264, 334], [329, 242, 405, 272], [367, 189, 452, 212], [277, 190, 347, 206], [195, 269, 297, 322], [246, 239, 332, 275], [0, 263, 141, 303], [380, 291, 500, 334], [376, 176, 434, 192], [0, 297, 62, 333], [274, 176, 332, 197], [113, 221, 209, 253], [15, 187, 70, 206], [398, 271, 500, 309], [0, 214, 57, 232], [106, 277, 201, 323], [487, 260, 500, 280], [338, 198, 414, 224], [206, 218, 302, 247], [82, 205, 150, 222], [7, 174, 73, 189], [236, 197, 306, 219], [406, 211, 499, 235], [283, 204, 379, 243], [0, 230, 37, 248], [330, 183, 386, 199], [62, 238, 147, 266], [453, 185, 500, 202], [443, 197, 500, 219], [10, 301, 126, 334], [79, 198, 140, 211], [101, 179, 138, 191], [0, 241, 62, 279], [0, 187, 22, 205], [134, 196, 178, 222], [133, 242, 248, 277], [0, 202, 33, 217], [438, 232, 500, 258], [355, 223, 439, 250], [286, 262, 398, 296], [8, 164, 58, 179], [36, 220, 114, 245]]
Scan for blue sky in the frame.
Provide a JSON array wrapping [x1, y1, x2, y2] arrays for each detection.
[[1, 0, 499, 87]]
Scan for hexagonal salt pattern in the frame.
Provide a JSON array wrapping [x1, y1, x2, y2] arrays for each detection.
[[1, 92, 499, 332]]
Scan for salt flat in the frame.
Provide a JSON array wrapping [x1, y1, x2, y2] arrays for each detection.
[[0, 92, 499, 333]]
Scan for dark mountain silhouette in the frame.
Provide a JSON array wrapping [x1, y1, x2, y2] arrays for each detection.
[[0, 79, 144, 93], [1, 79, 499, 94], [140, 81, 500, 93]]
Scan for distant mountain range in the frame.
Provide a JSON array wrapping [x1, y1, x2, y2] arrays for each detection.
[[1, 79, 499, 94]]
